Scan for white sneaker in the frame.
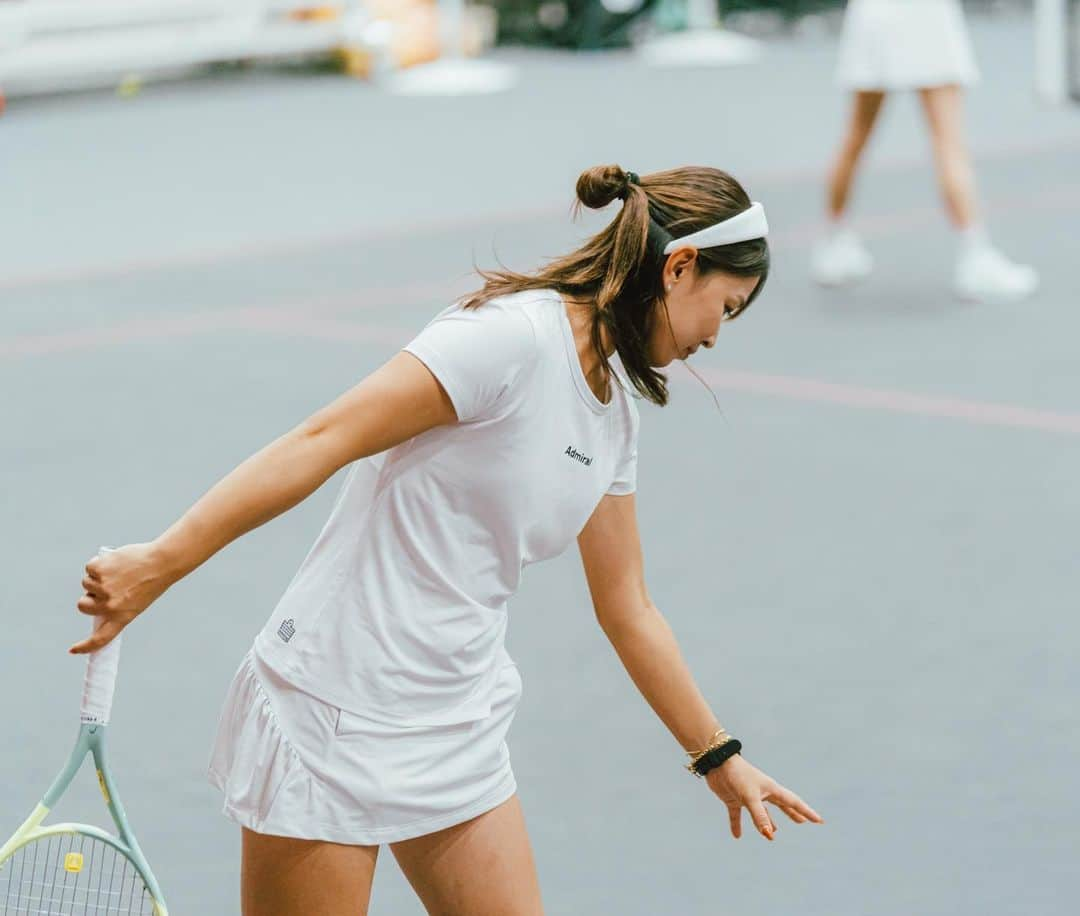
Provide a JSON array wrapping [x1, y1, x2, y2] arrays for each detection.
[[811, 229, 874, 287], [954, 246, 1039, 304]]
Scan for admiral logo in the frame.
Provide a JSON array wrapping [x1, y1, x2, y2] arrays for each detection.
[[277, 618, 296, 643], [565, 446, 592, 467]]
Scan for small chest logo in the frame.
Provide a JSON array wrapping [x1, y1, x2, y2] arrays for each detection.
[[565, 445, 593, 467], [276, 618, 296, 643]]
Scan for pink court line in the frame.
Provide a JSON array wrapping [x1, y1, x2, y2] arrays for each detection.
[[243, 321, 1080, 436], [252, 317, 1080, 436], [4, 133, 1078, 295], [7, 179, 1078, 360], [22, 165, 1075, 301], [775, 181, 1080, 250], [238, 311, 410, 346], [691, 366, 1080, 436], [5, 304, 1079, 436], [0, 203, 568, 294], [0, 283, 451, 358]]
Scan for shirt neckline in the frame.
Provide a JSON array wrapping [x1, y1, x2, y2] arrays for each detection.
[[554, 291, 614, 415]]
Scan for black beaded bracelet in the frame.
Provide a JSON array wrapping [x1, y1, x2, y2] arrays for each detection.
[[690, 739, 742, 778]]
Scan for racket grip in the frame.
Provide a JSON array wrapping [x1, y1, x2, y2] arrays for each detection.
[[80, 546, 124, 726]]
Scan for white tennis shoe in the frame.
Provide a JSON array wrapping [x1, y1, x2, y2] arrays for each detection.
[[811, 228, 874, 287], [954, 245, 1039, 304]]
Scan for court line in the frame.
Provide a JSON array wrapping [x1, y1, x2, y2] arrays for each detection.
[[252, 315, 1080, 435], [5, 177, 1078, 360], [688, 367, 1080, 436], [249, 320, 1080, 436], [2, 132, 1077, 294], [0, 204, 566, 295], [0, 284, 451, 358], [3, 173, 1078, 435], [8, 304, 1076, 436]]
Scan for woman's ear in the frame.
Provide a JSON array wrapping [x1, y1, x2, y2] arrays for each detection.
[[664, 247, 699, 286]]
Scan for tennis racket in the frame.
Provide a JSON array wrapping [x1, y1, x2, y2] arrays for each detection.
[[0, 548, 168, 914]]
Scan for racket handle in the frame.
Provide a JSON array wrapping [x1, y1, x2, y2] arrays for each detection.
[[80, 546, 123, 726]]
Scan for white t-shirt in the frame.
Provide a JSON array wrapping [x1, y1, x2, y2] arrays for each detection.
[[254, 289, 640, 727]]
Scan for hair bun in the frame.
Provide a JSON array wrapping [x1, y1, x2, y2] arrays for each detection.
[[576, 165, 632, 210]]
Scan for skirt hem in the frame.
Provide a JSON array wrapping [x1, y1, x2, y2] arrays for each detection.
[[209, 766, 518, 846]]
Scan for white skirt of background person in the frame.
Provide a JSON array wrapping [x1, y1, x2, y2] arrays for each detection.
[[836, 0, 980, 91], [207, 290, 640, 844]]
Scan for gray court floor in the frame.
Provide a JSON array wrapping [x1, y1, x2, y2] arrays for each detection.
[[2, 9, 1077, 914]]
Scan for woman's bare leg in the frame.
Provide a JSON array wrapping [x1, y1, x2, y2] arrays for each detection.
[[919, 83, 1039, 300], [827, 90, 888, 220], [241, 828, 379, 916], [812, 90, 886, 285], [918, 84, 978, 229], [391, 795, 544, 916]]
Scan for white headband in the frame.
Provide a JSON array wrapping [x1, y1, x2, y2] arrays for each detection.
[[662, 202, 769, 254]]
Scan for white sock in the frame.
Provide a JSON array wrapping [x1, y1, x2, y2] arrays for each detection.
[[826, 216, 849, 241], [958, 223, 990, 258]]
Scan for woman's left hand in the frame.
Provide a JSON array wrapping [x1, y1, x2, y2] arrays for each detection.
[[705, 754, 824, 841]]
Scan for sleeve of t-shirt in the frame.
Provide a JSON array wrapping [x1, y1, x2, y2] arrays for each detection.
[[607, 393, 640, 496], [403, 302, 538, 423]]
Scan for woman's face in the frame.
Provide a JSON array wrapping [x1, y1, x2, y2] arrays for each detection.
[[647, 253, 761, 368]]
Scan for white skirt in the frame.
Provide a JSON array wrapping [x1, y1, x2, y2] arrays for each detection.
[[836, 0, 980, 91], [207, 647, 522, 845]]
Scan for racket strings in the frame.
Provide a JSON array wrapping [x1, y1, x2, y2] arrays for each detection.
[[0, 833, 153, 914]]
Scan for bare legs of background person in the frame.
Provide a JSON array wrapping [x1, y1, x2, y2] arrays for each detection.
[[240, 796, 543, 916], [812, 90, 886, 286], [918, 84, 1038, 302]]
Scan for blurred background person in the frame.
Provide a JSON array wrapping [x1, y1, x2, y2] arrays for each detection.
[[812, 0, 1039, 303]]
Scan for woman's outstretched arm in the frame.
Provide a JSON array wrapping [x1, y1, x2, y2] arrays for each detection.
[[70, 352, 455, 654], [577, 492, 824, 841]]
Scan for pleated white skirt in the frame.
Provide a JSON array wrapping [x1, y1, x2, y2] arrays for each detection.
[[207, 647, 522, 845], [836, 0, 980, 91]]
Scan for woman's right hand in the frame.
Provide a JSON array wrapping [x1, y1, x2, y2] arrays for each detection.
[[69, 542, 173, 655], [705, 753, 824, 841]]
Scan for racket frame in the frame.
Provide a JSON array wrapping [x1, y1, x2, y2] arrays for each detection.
[[0, 721, 168, 914], [2, 546, 169, 913], [0, 721, 169, 914]]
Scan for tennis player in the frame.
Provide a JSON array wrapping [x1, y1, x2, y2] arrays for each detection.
[[813, 0, 1038, 302], [73, 165, 824, 915]]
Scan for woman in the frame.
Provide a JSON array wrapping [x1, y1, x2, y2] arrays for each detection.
[[72, 165, 824, 915], [813, 0, 1038, 302]]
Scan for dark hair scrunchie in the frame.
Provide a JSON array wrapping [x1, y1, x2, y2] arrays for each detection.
[[618, 171, 640, 200]]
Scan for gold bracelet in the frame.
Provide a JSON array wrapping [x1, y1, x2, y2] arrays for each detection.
[[685, 735, 733, 775], [684, 727, 730, 762]]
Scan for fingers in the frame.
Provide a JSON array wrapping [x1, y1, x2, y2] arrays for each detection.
[[728, 805, 741, 840], [81, 576, 106, 598], [766, 785, 825, 825], [77, 593, 108, 615], [717, 764, 825, 842], [779, 805, 809, 824], [69, 617, 124, 655], [81, 555, 109, 609], [730, 801, 780, 841], [748, 799, 776, 841], [72, 549, 134, 654]]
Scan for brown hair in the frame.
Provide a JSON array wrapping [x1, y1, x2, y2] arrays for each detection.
[[461, 165, 769, 406]]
